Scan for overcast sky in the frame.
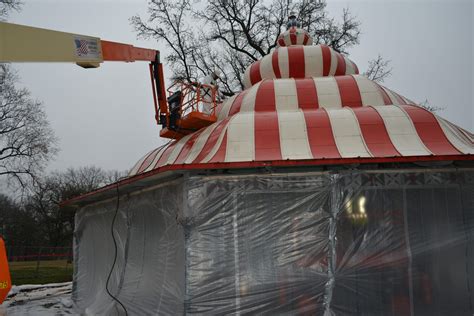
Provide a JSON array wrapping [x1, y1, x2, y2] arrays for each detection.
[[5, 0, 473, 175]]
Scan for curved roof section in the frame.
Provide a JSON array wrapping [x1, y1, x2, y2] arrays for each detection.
[[129, 103, 473, 177], [243, 45, 358, 89], [220, 75, 410, 121], [129, 25, 473, 178]]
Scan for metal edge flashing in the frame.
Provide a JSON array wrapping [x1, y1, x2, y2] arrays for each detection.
[[62, 154, 474, 207]]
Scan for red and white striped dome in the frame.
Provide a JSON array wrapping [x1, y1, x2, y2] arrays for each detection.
[[129, 28, 473, 177]]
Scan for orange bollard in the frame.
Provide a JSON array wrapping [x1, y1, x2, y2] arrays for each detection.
[[0, 238, 11, 304]]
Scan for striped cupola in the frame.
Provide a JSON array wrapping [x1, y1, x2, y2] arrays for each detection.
[[277, 26, 313, 46], [243, 28, 358, 88], [129, 24, 473, 177]]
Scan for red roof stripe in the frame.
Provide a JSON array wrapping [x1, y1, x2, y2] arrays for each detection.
[[255, 112, 282, 160], [214, 102, 223, 117], [352, 60, 359, 74], [374, 82, 392, 105], [302, 109, 341, 158], [228, 89, 248, 116], [392, 90, 407, 104], [272, 49, 282, 78], [379, 85, 397, 104], [289, 27, 297, 44], [335, 75, 363, 107], [191, 118, 230, 163], [254, 80, 276, 112], [352, 107, 400, 157], [249, 60, 262, 86], [278, 37, 285, 46], [335, 52, 346, 76], [401, 105, 461, 155], [254, 81, 281, 160], [320, 45, 331, 76], [154, 143, 176, 167], [173, 130, 203, 164], [295, 78, 319, 109], [136, 147, 162, 174], [303, 33, 309, 45], [208, 130, 228, 162], [288, 46, 306, 78]]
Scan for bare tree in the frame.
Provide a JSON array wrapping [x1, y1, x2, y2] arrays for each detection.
[[363, 59, 442, 111], [0, 64, 57, 187], [417, 99, 444, 113], [132, 0, 363, 95], [55, 166, 126, 199], [23, 166, 124, 247], [0, 166, 124, 249], [0, 0, 21, 19], [0, 193, 41, 249], [364, 54, 392, 83], [1, 0, 57, 187]]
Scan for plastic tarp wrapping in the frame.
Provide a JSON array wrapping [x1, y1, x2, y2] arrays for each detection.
[[73, 169, 474, 315], [73, 179, 185, 315]]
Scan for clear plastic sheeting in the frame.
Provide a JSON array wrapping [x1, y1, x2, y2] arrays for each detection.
[[73, 180, 185, 315], [73, 169, 474, 315]]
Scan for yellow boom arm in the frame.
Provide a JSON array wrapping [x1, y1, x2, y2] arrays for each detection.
[[0, 21, 168, 121], [0, 22, 218, 140]]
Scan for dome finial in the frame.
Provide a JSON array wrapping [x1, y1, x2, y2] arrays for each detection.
[[287, 11, 300, 29]]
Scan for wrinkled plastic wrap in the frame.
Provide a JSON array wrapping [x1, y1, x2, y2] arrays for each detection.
[[73, 169, 474, 315], [73, 180, 185, 315]]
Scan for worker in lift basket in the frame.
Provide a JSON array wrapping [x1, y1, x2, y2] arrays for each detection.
[[201, 70, 221, 115]]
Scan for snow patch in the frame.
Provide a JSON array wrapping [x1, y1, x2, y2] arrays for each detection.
[[1, 282, 76, 315]]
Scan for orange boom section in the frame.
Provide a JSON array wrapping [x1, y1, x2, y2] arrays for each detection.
[[0, 238, 11, 304], [0, 21, 218, 140]]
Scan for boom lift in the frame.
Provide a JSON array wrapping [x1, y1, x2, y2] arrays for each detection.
[[0, 22, 219, 140], [0, 22, 220, 304]]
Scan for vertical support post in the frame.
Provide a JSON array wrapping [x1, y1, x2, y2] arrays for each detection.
[[232, 191, 241, 315], [324, 174, 340, 316], [182, 174, 190, 313], [196, 84, 201, 113], [402, 189, 415, 316], [36, 247, 43, 278], [212, 87, 217, 116]]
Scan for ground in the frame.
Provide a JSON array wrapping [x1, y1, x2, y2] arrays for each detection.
[[9, 260, 73, 285], [0, 282, 76, 315], [0, 261, 75, 315]]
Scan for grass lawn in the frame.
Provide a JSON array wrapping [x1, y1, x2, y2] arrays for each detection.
[[8, 260, 73, 285]]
